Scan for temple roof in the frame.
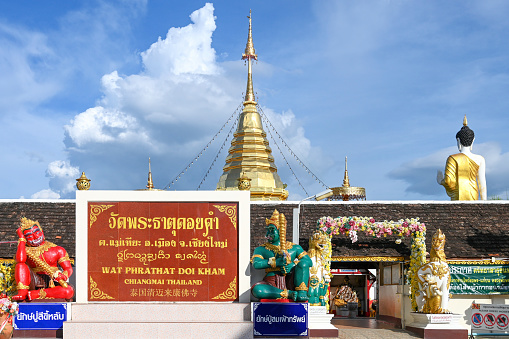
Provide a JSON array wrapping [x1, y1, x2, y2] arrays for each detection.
[[216, 11, 288, 201]]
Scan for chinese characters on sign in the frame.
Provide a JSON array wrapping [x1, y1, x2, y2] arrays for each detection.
[[87, 202, 238, 302]]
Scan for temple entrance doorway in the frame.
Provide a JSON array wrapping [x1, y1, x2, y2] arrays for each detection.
[[329, 261, 378, 318]]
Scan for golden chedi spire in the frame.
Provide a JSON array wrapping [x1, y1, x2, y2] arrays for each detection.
[[216, 11, 288, 201], [137, 158, 162, 191], [328, 157, 366, 201]]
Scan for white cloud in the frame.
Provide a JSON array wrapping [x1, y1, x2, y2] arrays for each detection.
[[31, 189, 60, 199], [141, 3, 218, 77], [65, 106, 140, 147], [46, 160, 80, 197]]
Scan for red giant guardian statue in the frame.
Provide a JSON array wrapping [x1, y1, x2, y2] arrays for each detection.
[[12, 217, 74, 301]]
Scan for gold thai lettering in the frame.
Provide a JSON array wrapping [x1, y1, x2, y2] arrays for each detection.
[[177, 218, 186, 229], [188, 236, 227, 249], [108, 213, 219, 235], [175, 250, 208, 264], [99, 240, 106, 246], [153, 238, 177, 248], [108, 237, 142, 247], [137, 217, 147, 229], [117, 249, 171, 265], [198, 268, 225, 275], [203, 217, 219, 237], [152, 217, 161, 229], [164, 217, 176, 229]]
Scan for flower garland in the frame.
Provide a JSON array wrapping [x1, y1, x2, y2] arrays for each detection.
[[0, 261, 15, 297], [316, 216, 426, 311]]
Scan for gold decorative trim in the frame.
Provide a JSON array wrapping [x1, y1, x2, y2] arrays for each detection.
[[279, 289, 289, 299], [213, 205, 237, 229], [265, 267, 280, 273], [331, 256, 405, 262], [297, 251, 308, 260], [212, 277, 237, 300], [448, 260, 509, 265], [295, 282, 308, 291], [17, 282, 29, 290], [39, 289, 47, 299], [89, 276, 114, 300], [0, 258, 74, 265], [251, 254, 264, 263], [89, 204, 114, 228], [58, 254, 71, 264]]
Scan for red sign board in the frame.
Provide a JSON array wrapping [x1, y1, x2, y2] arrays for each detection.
[[87, 202, 238, 302]]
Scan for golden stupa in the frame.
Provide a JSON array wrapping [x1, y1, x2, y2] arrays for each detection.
[[216, 11, 288, 201]]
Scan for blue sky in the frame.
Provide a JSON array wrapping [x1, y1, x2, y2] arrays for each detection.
[[1, 1, 509, 200]]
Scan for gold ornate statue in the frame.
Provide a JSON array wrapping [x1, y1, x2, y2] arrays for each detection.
[[437, 116, 486, 200], [308, 231, 331, 306], [414, 229, 450, 314]]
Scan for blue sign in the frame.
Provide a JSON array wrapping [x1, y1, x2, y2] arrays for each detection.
[[13, 303, 68, 330], [253, 302, 308, 337]]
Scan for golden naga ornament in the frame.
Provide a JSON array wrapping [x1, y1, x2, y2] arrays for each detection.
[[76, 172, 91, 190]]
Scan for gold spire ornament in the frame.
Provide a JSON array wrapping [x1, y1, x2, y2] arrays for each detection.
[[76, 172, 91, 191], [216, 11, 288, 201], [147, 158, 154, 190], [138, 158, 162, 191], [327, 157, 366, 201]]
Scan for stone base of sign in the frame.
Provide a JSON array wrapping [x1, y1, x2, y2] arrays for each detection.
[[308, 306, 338, 338], [406, 313, 468, 339], [63, 303, 253, 338]]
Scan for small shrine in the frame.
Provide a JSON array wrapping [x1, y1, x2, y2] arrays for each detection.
[[326, 157, 366, 201]]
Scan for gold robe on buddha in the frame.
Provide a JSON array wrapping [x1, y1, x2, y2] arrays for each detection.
[[442, 153, 479, 200]]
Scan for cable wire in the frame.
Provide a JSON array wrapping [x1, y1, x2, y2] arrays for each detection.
[[258, 104, 329, 190], [164, 103, 243, 190]]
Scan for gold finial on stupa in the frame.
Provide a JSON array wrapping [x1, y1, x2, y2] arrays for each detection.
[[76, 172, 91, 190], [137, 158, 162, 191], [146, 157, 154, 190], [216, 11, 288, 201], [242, 9, 257, 103], [243, 10, 257, 61], [343, 156, 350, 188], [463, 115, 468, 126]]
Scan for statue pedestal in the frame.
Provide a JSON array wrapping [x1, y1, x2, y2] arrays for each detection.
[[407, 313, 468, 339], [308, 306, 338, 338]]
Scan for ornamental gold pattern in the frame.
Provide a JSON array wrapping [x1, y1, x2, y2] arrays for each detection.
[[89, 276, 114, 300], [213, 205, 237, 229], [89, 205, 114, 228], [212, 277, 237, 300]]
